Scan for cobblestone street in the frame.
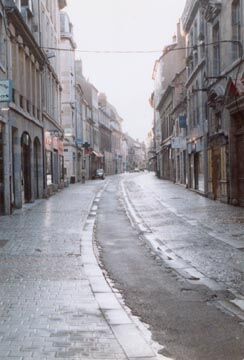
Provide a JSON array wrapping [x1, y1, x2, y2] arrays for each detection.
[[0, 180, 151, 360]]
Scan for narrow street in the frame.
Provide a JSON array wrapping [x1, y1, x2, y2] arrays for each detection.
[[96, 172, 244, 360], [0, 179, 165, 360]]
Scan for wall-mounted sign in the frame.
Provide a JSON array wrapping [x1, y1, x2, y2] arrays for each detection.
[[45, 132, 52, 151], [171, 137, 187, 149], [76, 139, 83, 147], [0, 80, 12, 103], [53, 136, 58, 150]]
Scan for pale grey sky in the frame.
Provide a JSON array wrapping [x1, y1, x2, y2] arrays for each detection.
[[66, 0, 186, 141]]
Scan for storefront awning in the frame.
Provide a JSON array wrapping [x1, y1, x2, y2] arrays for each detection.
[[92, 151, 104, 158]]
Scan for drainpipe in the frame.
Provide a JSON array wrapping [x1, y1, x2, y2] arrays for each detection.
[[37, 0, 47, 196]]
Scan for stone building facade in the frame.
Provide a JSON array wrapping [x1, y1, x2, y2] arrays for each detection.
[[0, 1, 10, 215], [201, 0, 244, 206], [151, 0, 244, 207], [60, 11, 78, 183], [3, 0, 46, 214], [0, 0, 128, 216], [182, 0, 208, 194], [153, 23, 186, 181], [98, 93, 113, 175], [40, 0, 66, 196], [0, 0, 66, 215]]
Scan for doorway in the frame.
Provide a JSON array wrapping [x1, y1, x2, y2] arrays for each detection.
[[21, 132, 32, 203], [236, 131, 244, 206], [212, 147, 221, 200], [33, 137, 41, 199]]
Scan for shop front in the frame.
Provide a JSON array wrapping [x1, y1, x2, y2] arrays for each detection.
[[91, 150, 104, 179], [45, 131, 64, 195], [207, 134, 228, 202], [226, 77, 244, 206], [21, 132, 32, 203], [188, 139, 205, 192]]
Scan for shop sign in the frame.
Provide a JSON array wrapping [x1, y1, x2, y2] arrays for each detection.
[[53, 136, 58, 150], [171, 137, 187, 149], [45, 132, 52, 151], [171, 137, 181, 149], [64, 127, 72, 136], [0, 80, 12, 102], [76, 139, 83, 148], [196, 139, 202, 152]]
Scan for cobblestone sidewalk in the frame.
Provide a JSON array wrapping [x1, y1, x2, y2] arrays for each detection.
[[0, 181, 129, 360]]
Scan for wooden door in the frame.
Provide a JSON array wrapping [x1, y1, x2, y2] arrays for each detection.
[[212, 147, 221, 200]]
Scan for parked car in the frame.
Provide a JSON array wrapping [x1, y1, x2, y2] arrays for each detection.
[[95, 168, 105, 180], [134, 167, 140, 172]]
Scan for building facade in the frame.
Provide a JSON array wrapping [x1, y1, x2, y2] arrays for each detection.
[[3, 0, 46, 214], [153, 23, 186, 181], [151, 0, 244, 207], [60, 11, 78, 183], [98, 93, 113, 175], [1, 0, 67, 216], [201, 0, 244, 205], [182, 0, 208, 194]]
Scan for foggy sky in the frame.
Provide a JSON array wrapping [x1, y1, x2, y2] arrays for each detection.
[[66, 0, 186, 141]]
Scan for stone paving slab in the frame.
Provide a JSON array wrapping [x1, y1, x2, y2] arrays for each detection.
[[0, 180, 163, 360]]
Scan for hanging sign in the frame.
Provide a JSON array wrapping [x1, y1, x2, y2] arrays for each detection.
[[0, 80, 12, 102]]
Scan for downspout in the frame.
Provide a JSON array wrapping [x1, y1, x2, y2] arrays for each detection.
[[38, 0, 46, 196]]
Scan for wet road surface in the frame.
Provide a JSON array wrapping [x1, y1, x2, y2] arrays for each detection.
[[96, 175, 244, 360]]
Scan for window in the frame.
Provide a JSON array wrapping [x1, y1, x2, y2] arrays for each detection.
[[21, 0, 33, 15], [232, 0, 241, 60], [213, 23, 220, 76], [14, 0, 21, 11], [194, 81, 200, 125], [0, 15, 6, 69]]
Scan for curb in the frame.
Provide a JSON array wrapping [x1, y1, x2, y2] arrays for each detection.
[[120, 179, 244, 324], [81, 181, 170, 360]]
